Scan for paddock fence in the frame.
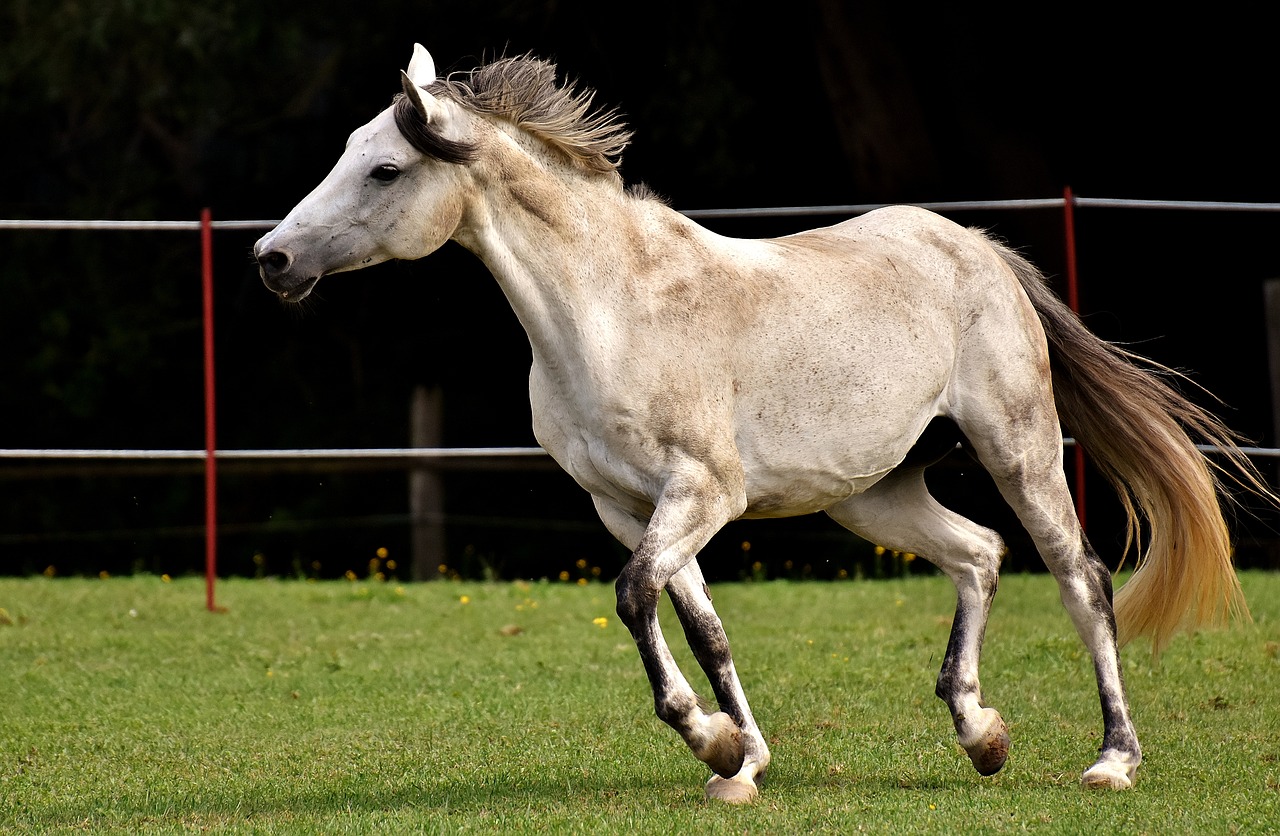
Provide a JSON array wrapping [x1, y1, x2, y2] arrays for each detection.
[[4, 191, 1280, 609]]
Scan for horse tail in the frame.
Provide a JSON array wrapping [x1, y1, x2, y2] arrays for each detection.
[[990, 239, 1271, 654]]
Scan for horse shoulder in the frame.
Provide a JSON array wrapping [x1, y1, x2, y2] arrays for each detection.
[[618, 207, 779, 319]]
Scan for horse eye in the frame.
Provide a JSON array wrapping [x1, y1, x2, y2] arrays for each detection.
[[370, 164, 400, 182]]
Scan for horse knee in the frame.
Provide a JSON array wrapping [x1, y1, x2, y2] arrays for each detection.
[[615, 568, 658, 631]]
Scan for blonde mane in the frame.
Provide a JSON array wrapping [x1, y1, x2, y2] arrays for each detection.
[[395, 55, 632, 176]]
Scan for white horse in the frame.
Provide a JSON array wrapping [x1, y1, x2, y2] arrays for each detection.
[[255, 45, 1269, 803]]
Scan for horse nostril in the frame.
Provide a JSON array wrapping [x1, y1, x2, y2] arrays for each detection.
[[258, 250, 292, 277]]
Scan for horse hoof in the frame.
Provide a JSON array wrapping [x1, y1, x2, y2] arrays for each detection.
[[962, 710, 1010, 776], [695, 712, 745, 778], [1081, 759, 1137, 790], [705, 774, 758, 804]]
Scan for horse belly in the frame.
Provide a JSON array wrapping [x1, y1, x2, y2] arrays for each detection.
[[739, 466, 891, 518], [730, 327, 952, 518], [734, 421, 927, 518]]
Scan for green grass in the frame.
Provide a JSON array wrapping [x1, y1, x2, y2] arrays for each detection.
[[2, 572, 1278, 834]]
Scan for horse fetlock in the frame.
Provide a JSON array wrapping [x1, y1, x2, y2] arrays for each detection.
[[691, 711, 745, 778], [1081, 751, 1140, 790], [957, 707, 1010, 776]]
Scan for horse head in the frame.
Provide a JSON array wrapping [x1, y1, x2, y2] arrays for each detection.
[[254, 45, 471, 302]]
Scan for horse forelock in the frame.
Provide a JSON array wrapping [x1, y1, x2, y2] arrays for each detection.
[[394, 54, 632, 176], [392, 94, 479, 165]]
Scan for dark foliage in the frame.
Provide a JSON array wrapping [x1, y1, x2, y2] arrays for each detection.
[[3, 2, 1277, 578]]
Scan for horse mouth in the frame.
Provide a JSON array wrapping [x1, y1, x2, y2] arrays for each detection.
[[264, 274, 320, 302]]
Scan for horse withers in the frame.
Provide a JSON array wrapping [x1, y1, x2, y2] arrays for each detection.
[[254, 45, 1270, 803]]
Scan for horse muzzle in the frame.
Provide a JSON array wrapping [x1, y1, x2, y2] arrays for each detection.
[[254, 244, 321, 301]]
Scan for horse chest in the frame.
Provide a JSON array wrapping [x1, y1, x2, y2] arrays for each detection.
[[528, 373, 666, 513]]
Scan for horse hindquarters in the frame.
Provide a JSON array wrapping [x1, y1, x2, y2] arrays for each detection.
[[998, 241, 1251, 653], [823, 227, 1143, 787], [936, 243, 1143, 787]]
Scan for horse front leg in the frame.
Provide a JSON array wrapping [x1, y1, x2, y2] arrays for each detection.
[[667, 560, 771, 802], [594, 486, 759, 803]]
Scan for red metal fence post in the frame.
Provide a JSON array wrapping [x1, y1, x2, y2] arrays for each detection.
[[201, 208, 218, 611], [1062, 186, 1087, 530]]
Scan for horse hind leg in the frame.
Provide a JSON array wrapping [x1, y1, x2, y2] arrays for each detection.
[[826, 465, 1012, 777], [962, 420, 1142, 789], [1068, 538, 1143, 790]]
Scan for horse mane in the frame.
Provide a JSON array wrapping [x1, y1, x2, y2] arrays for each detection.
[[393, 54, 633, 176]]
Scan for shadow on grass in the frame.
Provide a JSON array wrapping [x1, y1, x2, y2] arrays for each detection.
[[17, 764, 709, 830]]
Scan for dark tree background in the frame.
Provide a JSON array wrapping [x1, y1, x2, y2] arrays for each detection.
[[2, 2, 1277, 579]]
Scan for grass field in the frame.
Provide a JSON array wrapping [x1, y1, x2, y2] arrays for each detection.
[[2, 571, 1278, 834]]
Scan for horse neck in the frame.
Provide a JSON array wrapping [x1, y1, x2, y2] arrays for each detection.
[[454, 134, 649, 368]]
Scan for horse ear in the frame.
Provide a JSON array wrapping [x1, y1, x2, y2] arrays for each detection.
[[400, 70, 445, 124], [401, 44, 445, 124], [406, 43, 437, 88]]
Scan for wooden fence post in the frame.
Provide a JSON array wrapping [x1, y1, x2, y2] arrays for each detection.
[[410, 385, 446, 580]]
